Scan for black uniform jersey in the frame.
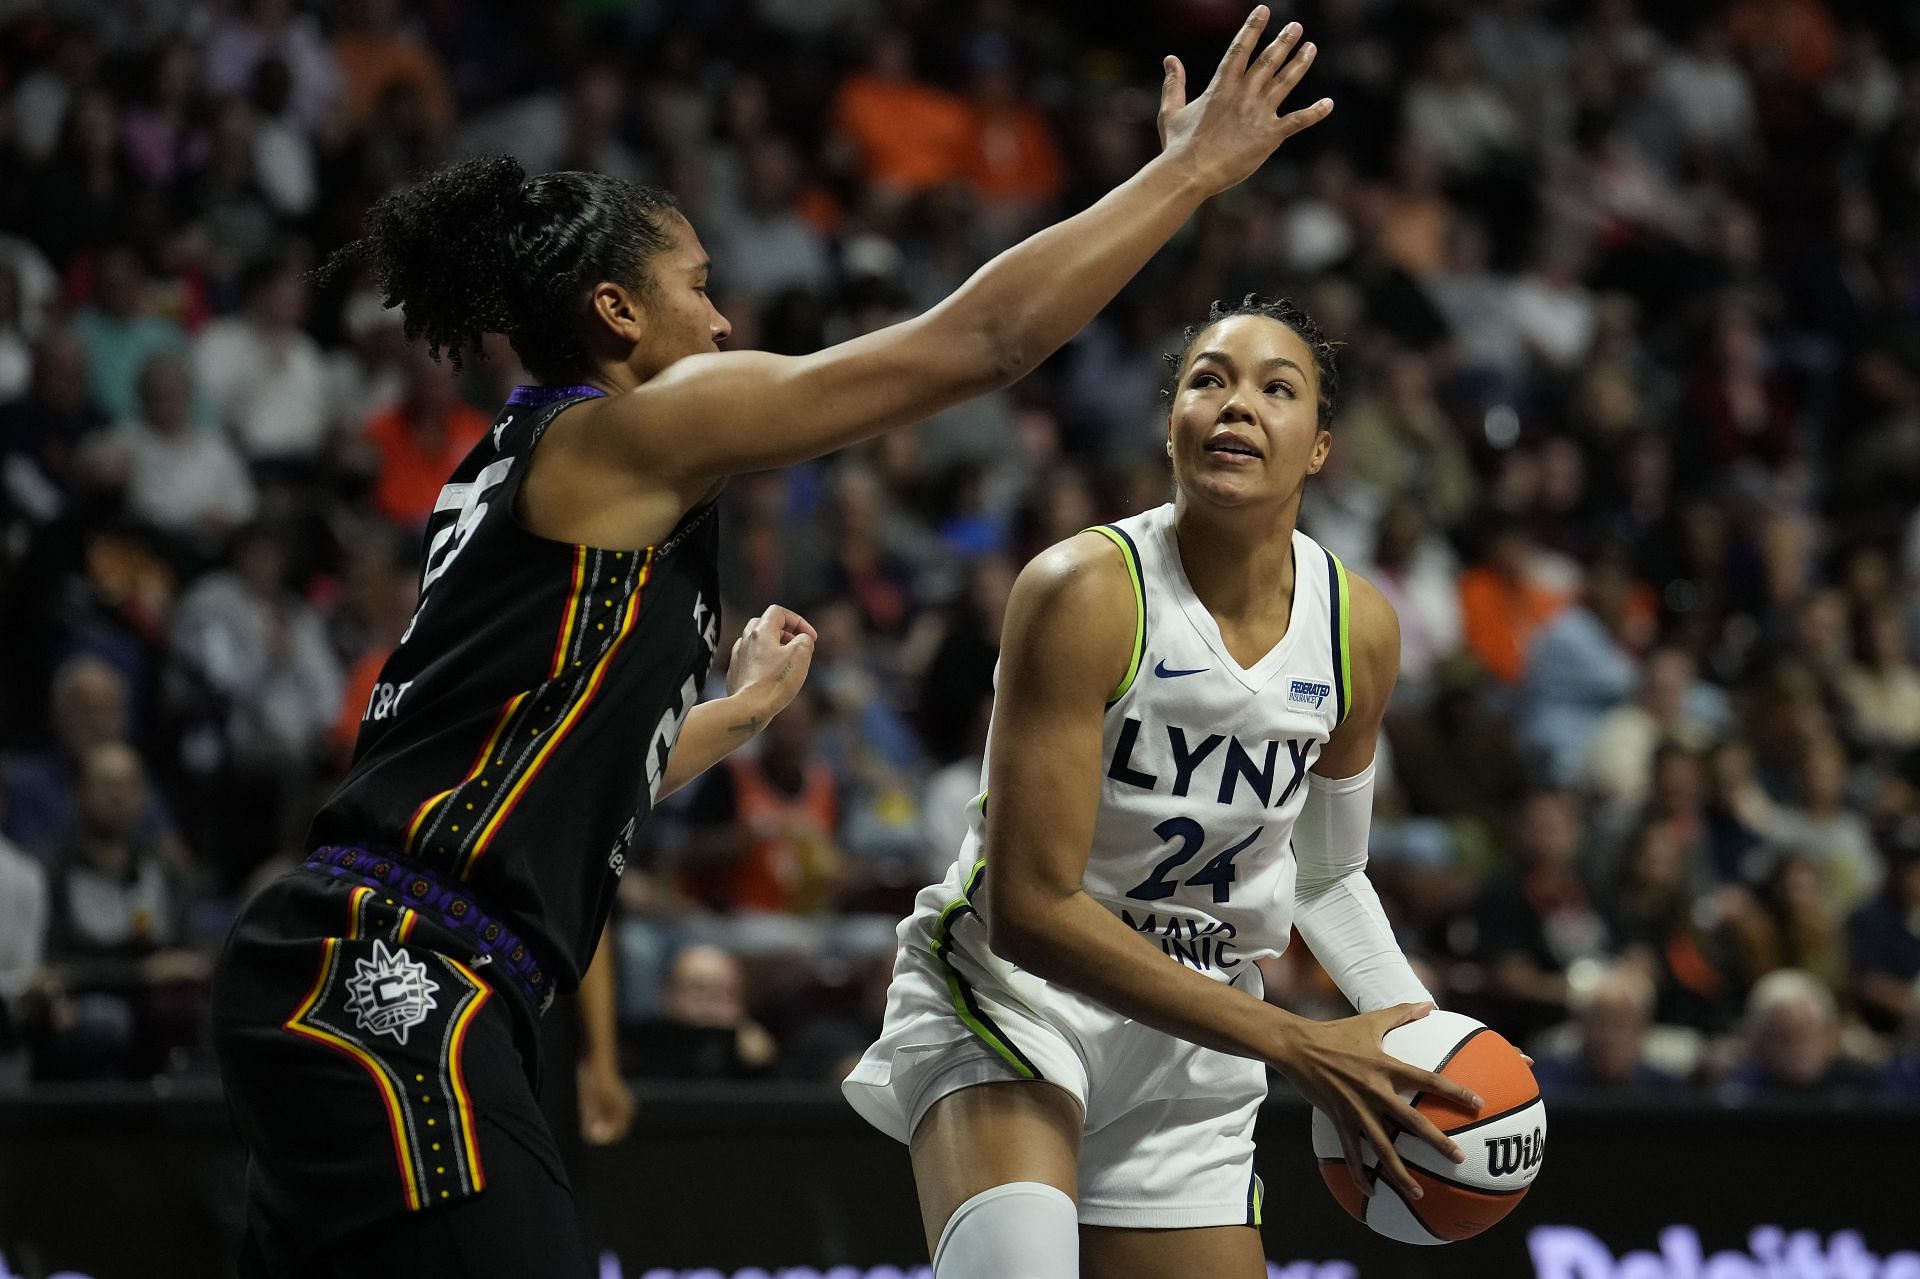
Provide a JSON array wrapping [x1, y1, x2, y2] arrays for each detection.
[[310, 385, 719, 992]]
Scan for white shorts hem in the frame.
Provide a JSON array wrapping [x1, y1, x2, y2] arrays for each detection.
[[1075, 1198, 1256, 1230]]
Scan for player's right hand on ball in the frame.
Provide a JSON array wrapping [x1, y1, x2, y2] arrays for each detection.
[[1270, 1002, 1482, 1204], [1156, 5, 1333, 196]]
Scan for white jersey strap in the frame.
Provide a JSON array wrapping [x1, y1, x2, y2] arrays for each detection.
[[1325, 547, 1353, 725], [1085, 524, 1147, 704]]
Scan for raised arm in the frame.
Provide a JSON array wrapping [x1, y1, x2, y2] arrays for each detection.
[[982, 534, 1477, 1203], [617, 9, 1330, 486]]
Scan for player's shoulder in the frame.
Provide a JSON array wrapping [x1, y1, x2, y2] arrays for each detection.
[[1000, 529, 1140, 693], [1334, 562, 1401, 693], [1013, 528, 1140, 618]]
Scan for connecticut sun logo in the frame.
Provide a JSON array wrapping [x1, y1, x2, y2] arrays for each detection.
[[343, 940, 440, 1044]]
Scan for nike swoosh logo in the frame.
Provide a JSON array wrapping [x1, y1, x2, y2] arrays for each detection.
[[1153, 659, 1209, 678]]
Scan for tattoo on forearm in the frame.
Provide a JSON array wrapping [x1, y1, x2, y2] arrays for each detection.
[[726, 716, 762, 734]]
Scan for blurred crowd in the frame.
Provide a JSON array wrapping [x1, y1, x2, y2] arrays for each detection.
[[1, 0, 1918, 1109]]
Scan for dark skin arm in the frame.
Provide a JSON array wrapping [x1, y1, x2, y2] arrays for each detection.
[[521, 9, 1333, 549]]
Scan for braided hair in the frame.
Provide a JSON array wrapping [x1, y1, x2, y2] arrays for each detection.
[[1162, 294, 1340, 429], [318, 156, 680, 384]]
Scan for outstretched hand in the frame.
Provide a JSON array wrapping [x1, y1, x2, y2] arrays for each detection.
[[1157, 6, 1333, 196]]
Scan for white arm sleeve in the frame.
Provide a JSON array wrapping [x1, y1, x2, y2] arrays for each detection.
[[1291, 761, 1434, 1012]]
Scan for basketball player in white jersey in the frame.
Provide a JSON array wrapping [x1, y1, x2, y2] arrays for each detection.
[[844, 297, 1484, 1277]]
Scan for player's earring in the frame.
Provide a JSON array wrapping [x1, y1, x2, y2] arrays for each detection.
[[1165, 440, 1173, 457]]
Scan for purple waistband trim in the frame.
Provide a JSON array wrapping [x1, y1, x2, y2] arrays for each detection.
[[302, 844, 556, 1015], [505, 383, 608, 407]]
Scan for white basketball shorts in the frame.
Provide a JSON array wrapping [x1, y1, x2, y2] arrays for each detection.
[[842, 885, 1270, 1230]]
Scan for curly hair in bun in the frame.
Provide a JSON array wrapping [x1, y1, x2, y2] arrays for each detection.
[[319, 156, 680, 383]]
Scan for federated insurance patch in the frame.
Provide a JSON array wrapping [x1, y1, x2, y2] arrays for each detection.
[[1288, 679, 1331, 710], [343, 939, 441, 1045]]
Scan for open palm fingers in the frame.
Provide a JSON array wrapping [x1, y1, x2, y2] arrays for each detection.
[[1208, 6, 1272, 91], [1355, 1104, 1423, 1202], [1248, 20, 1304, 83]]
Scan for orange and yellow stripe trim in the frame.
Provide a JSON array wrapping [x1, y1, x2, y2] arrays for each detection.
[[549, 546, 591, 678], [460, 552, 653, 876], [443, 958, 491, 1190], [404, 691, 527, 855], [282, 904, 422, 1210]]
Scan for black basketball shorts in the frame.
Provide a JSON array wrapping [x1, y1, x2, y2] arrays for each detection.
[[213, 871, 591, 1278]]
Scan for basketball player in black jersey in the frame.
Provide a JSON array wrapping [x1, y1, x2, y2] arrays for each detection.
[[211, 10, 1333, 1276]]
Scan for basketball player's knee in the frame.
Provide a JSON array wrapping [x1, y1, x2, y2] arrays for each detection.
[[933, 1182, 1078, 1279]]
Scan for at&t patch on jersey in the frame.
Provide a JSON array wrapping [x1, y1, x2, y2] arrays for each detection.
[[343, 939, 440, 1044], [1288, 679, 1331, 710]]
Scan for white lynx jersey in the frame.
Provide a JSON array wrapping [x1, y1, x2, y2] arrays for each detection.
[[948, 501, 1354, 983]]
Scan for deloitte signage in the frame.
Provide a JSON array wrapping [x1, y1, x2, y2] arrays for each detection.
[[1529, 1227, 1920, 1279]]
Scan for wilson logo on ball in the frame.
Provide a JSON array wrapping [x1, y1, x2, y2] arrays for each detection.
[[1485, 1127, 1545, 1178]]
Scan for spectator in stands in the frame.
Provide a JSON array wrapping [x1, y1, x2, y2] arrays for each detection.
[[165, 523, 343, 879], [182, 98, 283, 284], [97, 352, 257, 548], [1584, 646, 1726, 809], [328, 534, 418, 770], [331, 0, 455, 139], [1606, 817, 1745, 1032], [1838, 606, 1920, 755], [121, 39, 209, 189], [193, 254, 331, 465], [1768, 735, 1882, 914], [1608, 741, 1716, 884], [1338, 349, 1477, 532], [0, 329, 104, 519], [961, 33, 1065, 237], [1720, 969, 1879, 1103], [1462, 788, 1611, 1041], [1849, 845, 1920, 1034], [201, 0, 341, 136], [1683, 299, 1797, 476], [831, 28, 972, 197], [71, 246, 188, 426], [247, 54, 320, 220], [1723, 852, 1849, 995], [1458, 518, 1570, 685], [916, 554, 1013, 766], [623, 943, 776, 1081], [1353, 499, 1462, 711], [683, 691, 842, 916], [39, 743, 206, 1081], [1402, 29, 1523, 182], [1532, 962, 1684, 1096], [10, 19, 102, 164], [360, 339, 489, 529], [1653, 23, 1758, 162], [1, 655, 183, 866], [1516, 548, 1648, 785], [15, 88, 132, 271], [707, 136, 832, 302], [322, 282, 407, 432], [454, 59, 644, 182]]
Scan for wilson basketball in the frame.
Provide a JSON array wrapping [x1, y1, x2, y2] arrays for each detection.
[[1311, 1010, 1544, 1245]]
